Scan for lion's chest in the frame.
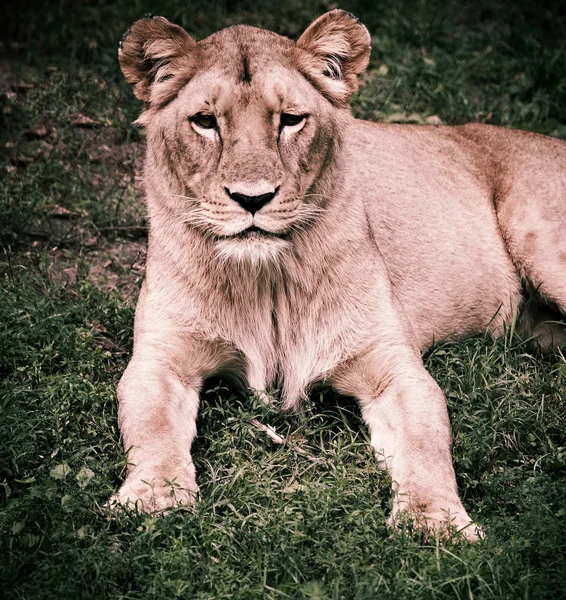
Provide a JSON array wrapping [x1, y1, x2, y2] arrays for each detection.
[[215, 272, 380, 408]]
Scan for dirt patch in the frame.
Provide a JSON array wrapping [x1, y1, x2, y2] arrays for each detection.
[[46, 238, 146, 300], [1, 57, 148, 300]]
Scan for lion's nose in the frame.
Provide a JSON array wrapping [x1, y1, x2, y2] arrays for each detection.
[[224, 186, 279, 215]]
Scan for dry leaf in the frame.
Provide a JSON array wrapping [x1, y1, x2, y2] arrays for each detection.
[[48, 204, 79, 218], [25, 124, 48, 139], [11, 81, 34, 92], [83, 236, 99, 248], [72, 114, 102, 128], [11, 154, 34, 166]]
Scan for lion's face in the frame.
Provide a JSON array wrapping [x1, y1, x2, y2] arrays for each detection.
[[119, 12, 371, 263], [152, 43, 339, 262]]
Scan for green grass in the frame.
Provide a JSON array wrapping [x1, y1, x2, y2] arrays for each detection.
[[1, 0, 566, 598]]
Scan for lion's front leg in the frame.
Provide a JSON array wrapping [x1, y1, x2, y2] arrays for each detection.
[[333, 345, 482, 541], [110, 361, 202, 512]]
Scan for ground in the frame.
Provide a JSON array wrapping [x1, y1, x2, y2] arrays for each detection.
[[1, 1, 565, 598]]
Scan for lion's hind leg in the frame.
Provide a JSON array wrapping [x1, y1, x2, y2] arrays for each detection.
[[503, 227, 566, 349], [494, 141, 566, 348], [517, 290, 566, 350]]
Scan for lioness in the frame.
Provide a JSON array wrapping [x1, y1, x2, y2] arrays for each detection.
[[114, 10, 566, 540]]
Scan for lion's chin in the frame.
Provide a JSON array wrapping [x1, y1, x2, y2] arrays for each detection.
[[214, 235, 291, 267]]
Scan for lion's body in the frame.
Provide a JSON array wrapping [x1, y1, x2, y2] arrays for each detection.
[[114, 11, 566, 540]]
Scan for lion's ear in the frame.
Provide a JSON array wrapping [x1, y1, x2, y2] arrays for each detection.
[[119, 15, 198, 107], [295, 10, 371, 106]]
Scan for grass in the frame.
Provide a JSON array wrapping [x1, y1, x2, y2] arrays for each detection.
[[1, 0, 566, 598]]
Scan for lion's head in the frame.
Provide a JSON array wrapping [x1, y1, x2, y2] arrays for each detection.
[[119, 10, 371, 264]]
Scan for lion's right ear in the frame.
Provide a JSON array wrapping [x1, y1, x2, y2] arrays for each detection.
[[119, 15, 198, 107]]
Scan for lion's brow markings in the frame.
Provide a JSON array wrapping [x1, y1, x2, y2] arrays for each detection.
[[240, 50, 252, 85]]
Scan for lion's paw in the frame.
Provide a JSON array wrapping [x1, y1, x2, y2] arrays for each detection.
[[108, 474, 199, 514], [388, 501, 484, 542]]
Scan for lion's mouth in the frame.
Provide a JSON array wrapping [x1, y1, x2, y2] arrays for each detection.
[[237, 226, 271, 238], [231, 226, 287, 240]]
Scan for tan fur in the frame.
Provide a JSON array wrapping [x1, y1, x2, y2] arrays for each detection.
[[113, 11, 566, 540]]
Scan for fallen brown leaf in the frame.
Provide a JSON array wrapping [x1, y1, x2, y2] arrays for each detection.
[[11, 81, 34, 92], [48, 204, 80, 219], [11, 154, 34, 166], [72, 114, 102, 128], [25, 124, 48, 139], [83, 236, 99, 248]]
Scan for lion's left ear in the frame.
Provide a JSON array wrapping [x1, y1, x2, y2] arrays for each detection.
[[295, 10, 371, 107], [119, 15, 198, 108]]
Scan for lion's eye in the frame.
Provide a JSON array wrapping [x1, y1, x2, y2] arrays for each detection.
[[190, 113, 217, 129], [280, 113, 306, 128]]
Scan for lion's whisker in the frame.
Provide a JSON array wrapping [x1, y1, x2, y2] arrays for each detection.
[[170, 193, 200, 202]]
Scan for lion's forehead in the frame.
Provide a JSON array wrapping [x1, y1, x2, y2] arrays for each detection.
[[179, 64, 314, 117], [198, 24, 293, 73], [191, 25, 307, 103]]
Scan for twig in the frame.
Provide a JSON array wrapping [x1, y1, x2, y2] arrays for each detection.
[[250, 419, 324, 463], [94, 225, 148, 240], [96, 225, 147, 232]]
